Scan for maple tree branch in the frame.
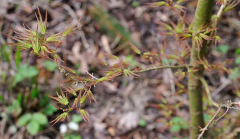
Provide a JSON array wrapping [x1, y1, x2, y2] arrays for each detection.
[[197, 106, 221, 139], [135, 65, 187, 74], [197, 101, 240, 139], [201, 78, 219, 107]]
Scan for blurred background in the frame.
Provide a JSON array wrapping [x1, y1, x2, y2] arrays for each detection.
[[0, 0, 240, 139]]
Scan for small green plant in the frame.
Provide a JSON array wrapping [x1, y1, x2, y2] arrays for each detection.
[[17, 112, 48, 135], [138, 119, 147, 127], [6, 1, 240, 138], [44, 60, 58, 72], [213, 44, 230, 54], [13, 64, 39, 86], [7, 100, 22, 117], [170, 117, 188, 133]]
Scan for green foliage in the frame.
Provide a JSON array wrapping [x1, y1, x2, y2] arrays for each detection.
[[63, 134, 82, 139], [230, 67, 240, 79], [44, 60, 58, 72], [138, 119, 147, 127], [132, 1, 139, 8], [7, 100, 22, 117], [72, 114, 83, 123], [0, 95, 4, 103], [32, 113, 48, 125], [5, 3, 239, 138], [40, 94, 51, 108], [170, 117, 188, 132], [235, 48, 240, 56], [43, 104, 58, 116], [17, 93, 22, 104], [213, 44, 230, 54], [15, 49, 21, 68], [204, 114, 212, 122], [1, 71, 7, 84], [17, 113, 32, 126], [235, 56, 240, 65], [48, 92, 69, 105], [125, 55, 138, 67], [17, 112, 48, 135], [31, 87, 40, 99], [50, 112, 68, 125], [13, 64, 39, 86], [27, 120, 39, 135], [1, 45, 10, 62]]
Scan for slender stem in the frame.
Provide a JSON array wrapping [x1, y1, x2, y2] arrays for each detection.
[[206, 0, 230, 56], [135, 65, 187, 73], [197, 101, 240, 139], [197, 106, 222, 139], [188, 0, 230, 139], [201, 78, 219, 107], [188, 0, 215, 138]]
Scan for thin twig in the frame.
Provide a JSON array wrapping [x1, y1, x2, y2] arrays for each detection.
[[86, 70, 98, 80], [197, 106, 222, 139], [134, 65, 187, 74], [215, 106, 229, 122], [197, 101, 240, 139], [226, 127, 240, 139], [197, 1, 236, 137], [201, 78, 219, 107]]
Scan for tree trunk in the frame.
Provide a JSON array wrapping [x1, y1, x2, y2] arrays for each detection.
[[188, 0, 215, 138]]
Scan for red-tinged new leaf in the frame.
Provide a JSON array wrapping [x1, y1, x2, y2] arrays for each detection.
[[175, 82, 185, 89], [214, 36, 223, 45], [188, 68, 199, 73], [160, 32, 174, 36], [46, 33, 62, 43], [80, 92, 88, 104], [62, 19, 81, 37], [63, 87, 77, 96], [165, 54, 179, 60], [48, 92, 69, 105], [149, 57, 154, 64], [72, 98, 79, 107], [146, 1, 167, 7], [200, 33, 212, 41], [60, 65, 76, 74], [103, 53, 119, 60], [174, 5, 185, 11], [177, 0, 188, 4], [179, 33, 191, 40], [181, 48, 190, 58], [123, 69, 139, 78], [224, 0, 239, 12], [74, 87, 85, 92], [222, 67, 231, 74], [35, 7, 47, 35], [130, 43, 141, 55], [98, 59, 108, 66], [54, 54, 64, 65], [156, 21, 173, 31], [87, 90, 97, 103], [50, 112, 68, 126], [176, 89, 184, 95], [78, 109, 90, 123], [51, 104, 63, 110], [160, 97, 167, 104], [161, 41, 166, 54]]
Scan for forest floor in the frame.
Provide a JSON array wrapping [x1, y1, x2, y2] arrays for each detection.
[[0, 0, 240, 139]]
